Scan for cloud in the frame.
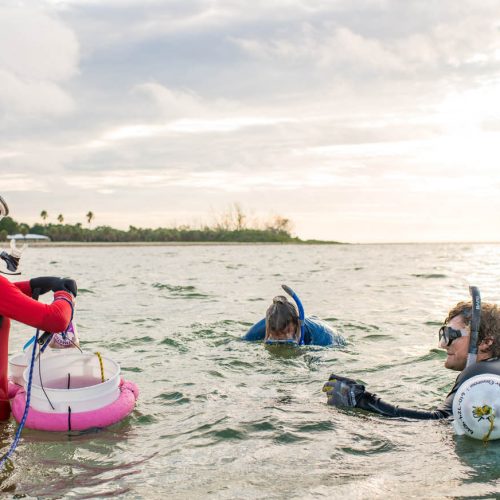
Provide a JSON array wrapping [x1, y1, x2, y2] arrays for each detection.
[[61, 166, 368, 194], [233, 14, 500, 81], [0, 6, 79, 117], [2, 0, 500, 242], [0, 173, 49, 192], [234, 25, 403, 75], [134, 82, 207, 118], [77, 82, 297, 147], [0, 70, 75, 116]]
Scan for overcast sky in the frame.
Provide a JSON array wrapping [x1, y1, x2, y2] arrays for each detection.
[[1, 0, 499, 242]]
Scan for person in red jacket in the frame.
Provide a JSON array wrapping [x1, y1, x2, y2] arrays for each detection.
[[0, 195, 77, 419]]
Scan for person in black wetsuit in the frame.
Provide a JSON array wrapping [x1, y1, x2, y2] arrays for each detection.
[[323, 298, 500, 419]]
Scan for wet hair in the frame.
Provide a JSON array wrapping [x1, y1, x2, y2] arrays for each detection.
[[265, 296, 298, 334], [445, 301, 500, 357]]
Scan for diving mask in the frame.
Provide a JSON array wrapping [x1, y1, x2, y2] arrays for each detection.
[[264, 320, 300, 345], [265, 338, 299, 346], [439, 325, 469, 346]]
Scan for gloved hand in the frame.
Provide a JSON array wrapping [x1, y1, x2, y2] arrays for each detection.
[[30, 276, 78, 297], [322, 373, 367, 408]]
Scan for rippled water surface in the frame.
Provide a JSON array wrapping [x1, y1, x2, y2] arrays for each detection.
[[3, 243, 500, 499]]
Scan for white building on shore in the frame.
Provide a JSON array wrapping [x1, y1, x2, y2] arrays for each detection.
[[7, 234, 51, 242]]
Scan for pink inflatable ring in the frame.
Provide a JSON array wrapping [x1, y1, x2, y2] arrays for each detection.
[[10, 379, 139, 432]]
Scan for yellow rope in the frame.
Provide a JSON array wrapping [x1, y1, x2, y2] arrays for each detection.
[[95, 352, 105, 382], [483, 414, 495, 445]]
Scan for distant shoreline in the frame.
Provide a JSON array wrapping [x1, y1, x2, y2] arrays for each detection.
[[3, 240, 499, 248], [8, 240, 345, 248]]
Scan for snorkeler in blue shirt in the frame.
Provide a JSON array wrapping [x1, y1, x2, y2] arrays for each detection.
[[242, 285, 346, 347]]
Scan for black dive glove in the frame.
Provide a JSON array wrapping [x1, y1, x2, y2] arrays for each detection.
[[322, 373, 369, 408], [30, 276, 78, 297], [323, 373, 450, 419]]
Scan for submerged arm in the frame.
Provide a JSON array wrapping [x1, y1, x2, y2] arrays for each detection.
[[323, 374, 451, 420], [355, 392, 450, 420], [241, 318, 266, 341]]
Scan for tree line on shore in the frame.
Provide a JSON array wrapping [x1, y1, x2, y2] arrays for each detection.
[[0, 206, 317, 243]]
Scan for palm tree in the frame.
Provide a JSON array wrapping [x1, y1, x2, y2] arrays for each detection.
[[86, 211, 94, 227], [40, 210, 48, 223], [19, 223, 29, 236], [57, 214, 64, 224]]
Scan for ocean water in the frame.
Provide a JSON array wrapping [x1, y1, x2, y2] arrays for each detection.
[[2, 243, 500, 498]]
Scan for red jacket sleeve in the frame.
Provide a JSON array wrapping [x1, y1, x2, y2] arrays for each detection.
[[13, 280, 31, 297], [0, 276, 73, 333]]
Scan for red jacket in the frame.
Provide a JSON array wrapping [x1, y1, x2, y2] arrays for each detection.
[[0, 277, 73, 333], [0, 276, 74, 419]]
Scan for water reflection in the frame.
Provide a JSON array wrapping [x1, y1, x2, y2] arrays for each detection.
[[454, 435, 500, 483], [0, 418, 153, 497], [264, 344, 303, 359], [6, 243, 500, 497]]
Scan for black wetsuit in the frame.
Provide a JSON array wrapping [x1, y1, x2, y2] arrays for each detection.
[[358, 357, 500, 420]]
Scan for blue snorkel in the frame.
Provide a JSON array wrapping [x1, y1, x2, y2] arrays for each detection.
[[281, 284, 305, 346], [466, 285, 481, 367]]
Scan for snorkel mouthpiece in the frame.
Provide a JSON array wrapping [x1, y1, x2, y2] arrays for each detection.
[[281, 284, 305, 346], [466, 286, 481, 367]]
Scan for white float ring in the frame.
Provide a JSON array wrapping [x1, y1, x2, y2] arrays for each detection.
[[452, 374, 500, 441]]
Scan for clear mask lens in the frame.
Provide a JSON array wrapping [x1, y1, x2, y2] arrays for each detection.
[[439, 325, 469, 346], [265, 323, 299, 345], [265, 339, 298, 346]]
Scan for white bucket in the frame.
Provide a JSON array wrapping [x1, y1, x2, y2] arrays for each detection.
[[23, 352, 121, 413], [9, 352, 27, 386], [23, 342, 62, 365], [12, 345, 70, 386]]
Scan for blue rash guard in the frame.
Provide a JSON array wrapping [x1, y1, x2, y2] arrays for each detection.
[[242, 316, 346, 347]]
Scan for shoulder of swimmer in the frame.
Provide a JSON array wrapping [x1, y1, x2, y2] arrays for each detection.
[[456, 357, 500, 387]]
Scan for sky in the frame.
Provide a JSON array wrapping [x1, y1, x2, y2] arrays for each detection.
[[1, 0, 500, 243]]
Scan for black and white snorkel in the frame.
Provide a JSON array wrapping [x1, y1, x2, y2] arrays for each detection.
[[466, 285, 481, 368], [0, 195, 24, 275], [1, 240, 24, 275], [281, 284, 305, 346]]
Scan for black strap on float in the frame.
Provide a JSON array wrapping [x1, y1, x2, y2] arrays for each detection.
[[466, 286, 481, 367], [68, 406, 72, 432]]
